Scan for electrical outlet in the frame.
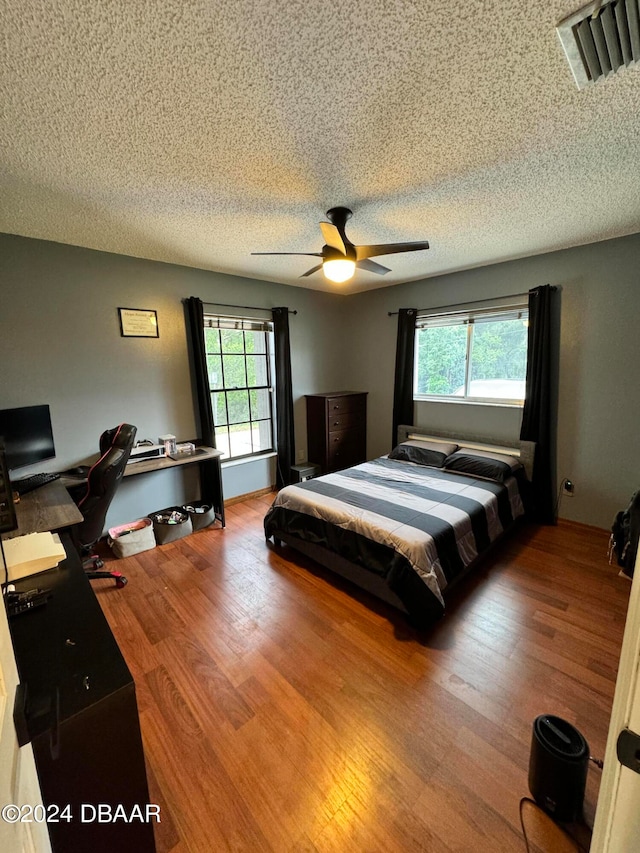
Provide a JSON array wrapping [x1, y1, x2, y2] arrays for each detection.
[[562, 478, 574, 497], [297, 450, 305, 462]]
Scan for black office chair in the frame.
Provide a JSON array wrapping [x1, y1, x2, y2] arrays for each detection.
[[68, 423, 137, 588]]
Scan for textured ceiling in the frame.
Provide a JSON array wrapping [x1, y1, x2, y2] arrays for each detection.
[[1, 1, 640, 294]]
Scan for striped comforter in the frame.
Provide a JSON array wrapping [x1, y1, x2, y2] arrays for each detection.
[[264, 456, 525, 622]]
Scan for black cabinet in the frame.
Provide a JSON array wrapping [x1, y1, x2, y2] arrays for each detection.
[[9, 537, 155, 852], [305, 391, 367, 474]]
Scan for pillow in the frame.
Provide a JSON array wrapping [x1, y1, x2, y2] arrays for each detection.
[[443, 448, 523, 482], [389, 439, 459, 468]]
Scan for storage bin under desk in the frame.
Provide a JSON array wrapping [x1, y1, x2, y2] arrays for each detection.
[[123, 445, 225, 528]]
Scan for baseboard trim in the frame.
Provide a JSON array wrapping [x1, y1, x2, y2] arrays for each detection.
[[556, 517, 609, 535], [224, 486, 276, 507]]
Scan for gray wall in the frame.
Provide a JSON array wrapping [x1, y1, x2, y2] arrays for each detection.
[[349, 232, 640, 529], [1, 230, 638, 531], [0, 233, 348, 529]]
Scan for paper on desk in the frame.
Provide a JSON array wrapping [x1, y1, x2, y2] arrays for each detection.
[[2, 532, 67, 581]]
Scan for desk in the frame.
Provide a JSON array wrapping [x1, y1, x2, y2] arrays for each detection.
[[2, 446, 225, 543], [124, 445, 225, 527], [9, 536, 155, 852], [2, 473, 155, 850], [3, 479, 82, 540]]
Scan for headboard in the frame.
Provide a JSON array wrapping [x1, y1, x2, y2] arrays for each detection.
[[396, 424, 536, 480]]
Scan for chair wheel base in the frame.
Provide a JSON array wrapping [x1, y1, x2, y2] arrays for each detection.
[[85, 569, 128, 588]]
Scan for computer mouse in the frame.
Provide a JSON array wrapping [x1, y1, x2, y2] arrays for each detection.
[[65, 466, 90, 477]]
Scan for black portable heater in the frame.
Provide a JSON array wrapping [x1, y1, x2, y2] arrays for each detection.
[[528, 715, 590, 822]]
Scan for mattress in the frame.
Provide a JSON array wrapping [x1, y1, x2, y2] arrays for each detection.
[[264, 456, 526, 625]]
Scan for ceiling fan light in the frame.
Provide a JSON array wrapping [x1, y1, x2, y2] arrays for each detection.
[[323, 258, 356, 283]]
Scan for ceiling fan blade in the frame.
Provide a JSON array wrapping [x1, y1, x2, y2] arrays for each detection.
[[300, 263, 324, 277], [355, 241, 430, 260], [251, 252, 323, 257], [356, 258, 391, 275], [319, 222, 347, 255]]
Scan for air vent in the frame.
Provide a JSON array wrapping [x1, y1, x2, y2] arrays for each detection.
[[557, 0, 640, 88]]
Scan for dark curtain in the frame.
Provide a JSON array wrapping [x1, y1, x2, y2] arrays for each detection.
[[520, 285, 555, 523], [185, 297, 216, 446], [391, 308, 417, 449], [272, 307, 295, 488], [185, 297, 219, 504]]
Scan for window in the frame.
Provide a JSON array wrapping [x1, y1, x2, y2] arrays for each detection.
[[204, 315, 275, 460], [414, 306, 529, 404]]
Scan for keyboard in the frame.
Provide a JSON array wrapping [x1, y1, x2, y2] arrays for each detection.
[[13, 472, 60, 496]]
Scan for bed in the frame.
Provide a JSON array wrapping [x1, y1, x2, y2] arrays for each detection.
[[264, 426, 534, 629]]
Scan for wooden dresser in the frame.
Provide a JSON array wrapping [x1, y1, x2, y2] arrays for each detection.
[[305, 391, 367, 474]]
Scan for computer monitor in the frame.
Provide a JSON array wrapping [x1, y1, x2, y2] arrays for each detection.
[[0, 405, 56, 471]]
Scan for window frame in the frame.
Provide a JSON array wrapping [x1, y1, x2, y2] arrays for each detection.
[[413, 305, 529, 407], [203, 315, 276, 461]]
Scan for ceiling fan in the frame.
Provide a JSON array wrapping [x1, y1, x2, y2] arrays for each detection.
[[252, 207, 430, 283]]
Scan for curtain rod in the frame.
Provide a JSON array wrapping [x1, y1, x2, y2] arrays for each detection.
[[204, 301, 297, 314], [387, 288, 556, 316]]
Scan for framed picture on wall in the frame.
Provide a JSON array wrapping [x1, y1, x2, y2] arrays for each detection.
[[118, 307, 159, 338]]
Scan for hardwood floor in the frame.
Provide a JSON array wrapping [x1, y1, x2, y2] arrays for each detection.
[[94, 497, 631, 852]]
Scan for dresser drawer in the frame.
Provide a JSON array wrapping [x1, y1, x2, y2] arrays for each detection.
[[327, 428, 364, 470], [326, 411, 360, 431], [326, 395, 365, 416], [328, 427, 360, 448], [328, 443, 363, 471]]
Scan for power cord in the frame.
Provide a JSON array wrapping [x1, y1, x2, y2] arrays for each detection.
[[519, 797, 588, 853], [554, 480, 565, 519], [1, 537, 8, 592], [1, 537, 11, 618]]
